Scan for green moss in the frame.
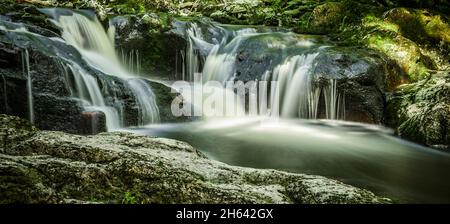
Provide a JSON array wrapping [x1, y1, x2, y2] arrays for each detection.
[[363, 14, 400, 33], [365, 33, 430, 81], [387, 73, 450, 148]]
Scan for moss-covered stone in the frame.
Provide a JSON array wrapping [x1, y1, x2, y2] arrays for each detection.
[[0, 114, 37, 150], [333, 7, 448, 83], [387, 72, 450, 149], [110, 13, 183, 78]]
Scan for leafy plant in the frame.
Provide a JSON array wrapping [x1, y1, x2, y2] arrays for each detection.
[[122, 191, 138, 204]]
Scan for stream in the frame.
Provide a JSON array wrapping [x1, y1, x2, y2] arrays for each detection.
[[3, 8, 449, 203]]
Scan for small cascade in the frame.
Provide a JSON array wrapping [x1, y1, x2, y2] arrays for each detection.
[[66, 63, 122, 130], [324, 79, 345, 120], [120, 49, 141, 75], [127, 79, 160, 125], [42, 8, 160, 129], [51, 10, 123, 76], [22, 49, 34, 124], [268, 54, 319, 118], [183, 22, 210, 81], [265, 55, 345, 119], [190, 26, 257, 83], [181, 20, 345, 120]]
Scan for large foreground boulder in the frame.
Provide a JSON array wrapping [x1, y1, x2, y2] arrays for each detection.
[[0, 114, 390, 204]]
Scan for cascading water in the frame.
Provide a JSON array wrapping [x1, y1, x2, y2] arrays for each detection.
[[2, 9, 449, 204], [269, 54, 321, 118], [324, 79, 345, 120], [22, 49, 34, 124], [42, 8, 160, 128], [182, 22, 214, 82], [179, 20, 345, 119], [120, 49, 141, 75], [65, 62, 122, 130], [127, 79, 160, 124]]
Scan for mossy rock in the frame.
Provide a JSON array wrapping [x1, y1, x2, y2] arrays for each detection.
[[0, 114, 38, 150], [387, 72, 450, 149]]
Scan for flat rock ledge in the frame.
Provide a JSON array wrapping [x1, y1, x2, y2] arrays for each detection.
[[0, 114, 390, 204]]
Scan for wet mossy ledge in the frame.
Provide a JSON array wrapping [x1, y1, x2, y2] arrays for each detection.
[[0, 114, 390, 204]]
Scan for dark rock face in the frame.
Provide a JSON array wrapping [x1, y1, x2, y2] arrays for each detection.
[[0, 114, 390, 204], [311, 47, 388, 123], [110, 14, 186, 80], [0, 36, 87, 133], [387, 72, 450, 149], [0, 19, 102, 134], [146, 80, 188, 123]]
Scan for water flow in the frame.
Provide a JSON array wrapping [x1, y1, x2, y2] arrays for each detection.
[[269, 54, 320, 118], [55, 11, 124, 76], [43, 9, 160, 127], [66, 63, 122, 130], [22, 49, 34, 124], [120, 48, 141, 75], [131, 118, 450, 203], [127, 79, 160, 124], [181, 21, 344, 119], [183, 22, 214, 81]]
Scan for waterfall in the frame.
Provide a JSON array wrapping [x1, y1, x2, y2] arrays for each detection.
[[127, 79, 160, 124], [66, 63, 122, 130], [120, 49, 141, 75], [193, 26, 256, 83], [265, 56, 345, 119], [181, 21, 345, 120], [22, 49, 34, 124], [268, 54, 320, 118], [324, 79, 345, 120], [42, 8, 160, 129], [183, 22, 213, 81]]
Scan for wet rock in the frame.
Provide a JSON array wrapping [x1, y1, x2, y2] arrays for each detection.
[[387, 72, 450, 149], [110, 14, 185, 79], [0, 114, 390, 204], [33, 94, 85, 134], [81, 110, 106, 135], [146, 80, 189, 123], [0, 19, 100, 133], [311, 47, 388, 124]]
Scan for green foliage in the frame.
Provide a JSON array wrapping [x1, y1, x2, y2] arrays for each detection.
[[111, 0, 178, 14], [122, 191, 138, 204]]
